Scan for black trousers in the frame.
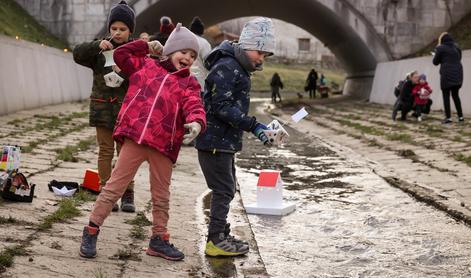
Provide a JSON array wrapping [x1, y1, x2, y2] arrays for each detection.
[[415, 104, 425, 117], [309, 88, 316, 98], [198, 150, 236, 235], [442, 86, 463, 119], [392, 99, 412, 121], [271, 87, 282, 103]]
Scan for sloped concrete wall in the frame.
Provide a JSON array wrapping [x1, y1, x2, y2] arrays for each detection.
[[0, 35, 92, 115], [370, 50, 471, 115]]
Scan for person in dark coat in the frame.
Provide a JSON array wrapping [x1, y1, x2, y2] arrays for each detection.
[[433, 32, 464, 124], [305, 69, 318, 98], [392, 71, 419, 121], [196, 17, 275, 257], [270, 72, 283, 103]]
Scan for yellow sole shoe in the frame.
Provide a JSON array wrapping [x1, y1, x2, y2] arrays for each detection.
[[204, 241, 249, 257]]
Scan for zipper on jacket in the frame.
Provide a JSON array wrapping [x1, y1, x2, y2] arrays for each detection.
[[170, 103, 179, 151], [138, 74, 170, 144], [116, 89, 141, 125]]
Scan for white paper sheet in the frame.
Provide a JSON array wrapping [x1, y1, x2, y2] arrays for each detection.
[[291, 107, 308, 123]]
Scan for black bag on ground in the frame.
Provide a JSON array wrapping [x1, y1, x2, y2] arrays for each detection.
[[0, 172, 35, 202], [48, 180, 80, 192]]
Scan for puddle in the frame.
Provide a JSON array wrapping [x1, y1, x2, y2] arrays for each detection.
[[234, 102, 471, 277]]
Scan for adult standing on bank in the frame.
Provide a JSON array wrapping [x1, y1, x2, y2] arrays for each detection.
[[433, 32, 464, 124], [305, 68, 318, 98]]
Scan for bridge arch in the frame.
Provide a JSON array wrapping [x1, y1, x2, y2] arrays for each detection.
[[122, 0, 394, 96]]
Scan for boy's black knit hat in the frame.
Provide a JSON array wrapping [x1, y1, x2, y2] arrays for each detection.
[[108, 0, 136, 33], [190, 16, 205, 36]]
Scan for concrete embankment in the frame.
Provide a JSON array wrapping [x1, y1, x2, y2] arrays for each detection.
[[0, 35, 91, 116]]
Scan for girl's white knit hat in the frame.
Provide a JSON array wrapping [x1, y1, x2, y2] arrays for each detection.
[[162, 23, 199, 56]]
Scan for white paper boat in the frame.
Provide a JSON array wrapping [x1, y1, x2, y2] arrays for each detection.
[[52, 186, 77, 197]]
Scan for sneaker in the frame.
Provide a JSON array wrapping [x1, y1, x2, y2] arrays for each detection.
[[458, 117, 464, 123], [442, 118, 452, 124], [146, 234, 184, 261], [112, 203, 119, 212], [121, 190, 136, 213], [205, 232, 249, 257], [79, 225, 99, 258], [224, 223, 248, 246], [417, 116, 422, 122]]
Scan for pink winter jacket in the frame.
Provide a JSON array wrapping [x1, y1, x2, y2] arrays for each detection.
[[113, 40, 206, 163]]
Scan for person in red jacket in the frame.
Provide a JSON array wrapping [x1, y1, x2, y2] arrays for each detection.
[[412, 74, 432, 122], [79, 23, 206, 261]]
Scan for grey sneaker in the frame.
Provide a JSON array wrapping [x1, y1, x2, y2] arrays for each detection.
[[205, 232, 249, 257], [146, 235, 184, 261], [121, 190, 136, 213], [79, 226, 99, 258], [224, 223, 248, 246]]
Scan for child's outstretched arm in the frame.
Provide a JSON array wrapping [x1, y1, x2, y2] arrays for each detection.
[[73, 40, 101, 68], [114, 40, 161, 77], [207, 64, 257, 132]]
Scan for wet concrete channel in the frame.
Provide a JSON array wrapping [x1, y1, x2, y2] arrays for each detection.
[[229, 100, 471, 277]]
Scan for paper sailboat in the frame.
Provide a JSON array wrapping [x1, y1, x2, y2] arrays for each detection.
[[52, 186, 77, 197]]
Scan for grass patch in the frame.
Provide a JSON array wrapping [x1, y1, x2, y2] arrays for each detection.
[[386, 133, 414, 144], [6, 118, 25, 126], [251, 62, 346, 92], [0, 215, 32, 226], [110, 248, 141, 261], [129, 226, 146, 240], [125, 212, 151, 240], [366, 138, 384, 147], [0, 245, 28, 271], [125, 212, 152, 226], [54, 137, 95, 162], [454, 153, 471, 166], [2, 111, 88, 141], [397, 149, 418, 161], [453, 135, 464, 142], [93, 267, 107, 278], [423, 125, 444, 137], [335, 119, 385, 136], [0, 0, 68, 49], [38, 199, 81, 231], [73, 190, 96, 204]]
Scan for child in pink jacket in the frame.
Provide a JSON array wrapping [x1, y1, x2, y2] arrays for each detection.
[[412, 74, 432, 122], [79, 23, 206, 261]]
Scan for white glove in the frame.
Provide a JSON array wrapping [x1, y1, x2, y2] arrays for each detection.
[[148, 40, 163, 55], [183, 122, 202, 145]]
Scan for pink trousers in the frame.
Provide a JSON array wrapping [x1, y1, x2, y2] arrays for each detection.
[[89, 139, 173, 237]]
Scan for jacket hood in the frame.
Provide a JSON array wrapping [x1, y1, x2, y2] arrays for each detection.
[[441, 34, 454, 45], [204, 40, 235, 70]]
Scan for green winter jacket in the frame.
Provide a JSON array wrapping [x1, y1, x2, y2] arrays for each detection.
[[73, 39, 130, 130]]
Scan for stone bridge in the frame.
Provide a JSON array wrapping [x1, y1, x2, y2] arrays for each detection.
[[14, 0, 471, 97]]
